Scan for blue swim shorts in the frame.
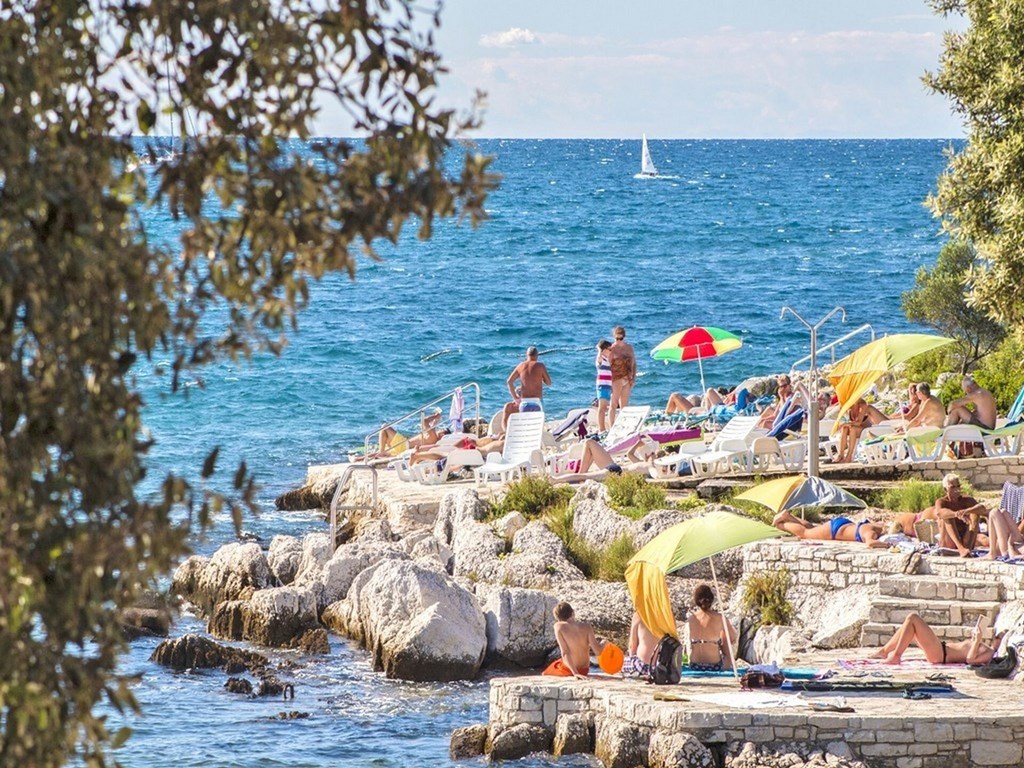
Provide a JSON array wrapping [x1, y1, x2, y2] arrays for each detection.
[[597, 385, 612, 402]]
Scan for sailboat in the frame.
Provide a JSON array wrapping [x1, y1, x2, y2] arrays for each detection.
[[639, 134, 658, 177]]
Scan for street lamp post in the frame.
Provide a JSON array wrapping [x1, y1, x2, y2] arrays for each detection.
[[780, 306, 847, 478]]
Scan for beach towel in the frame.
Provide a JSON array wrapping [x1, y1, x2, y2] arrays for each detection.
[[542, 659, 586, 677], [449, 387, 464, 434], [782, 679, 953, 693], [1001, 481, 1024, 524], [838, 658, 965, 671]]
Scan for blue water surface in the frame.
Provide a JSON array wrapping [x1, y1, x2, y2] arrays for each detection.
[[113, 138, 953, 766]]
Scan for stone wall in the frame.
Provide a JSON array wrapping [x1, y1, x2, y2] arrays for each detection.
[[489, 676, 1024, 768]]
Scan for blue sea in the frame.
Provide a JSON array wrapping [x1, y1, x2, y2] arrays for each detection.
[[113, 138, 955, 766]]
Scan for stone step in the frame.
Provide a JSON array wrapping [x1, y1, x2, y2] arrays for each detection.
[[868, 597, 1001, 627], [860, 621, 979, 648], [877, 574, 1003, 603]]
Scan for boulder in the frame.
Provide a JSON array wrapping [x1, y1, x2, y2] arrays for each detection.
[[570, 484, 631, 550], [555, 580, 633, 638], [493, 510, 528, 539], [183, 542, 272, 614], [449, 520, 506, 583], [449, 724, 488, 760], [267, 535, 303, 586], [553, 713, 593, 756], [500, 521, 585, 588], [224, 677, 253, 695], [274, 468, 343, 511], [725, 741, 868, 768], [434, 488, 488, 547], [353, 516, 393, 543], [649, 731, 715, 768], [746, 625, 812, 666], [799, 585, 874, 649], [631, 509, 691, 549], [487, 723, 551, 762], [170, 555, 208, 603], [120, 592, 173, 639], [402, 531, 454, 571], [324, 559, 487, 682], [311, 540, 408, 612], [292, 533, 335, 586], [150, 633, 267, 672], [208, 600, 246, 641], [479, 586, 558, 666], [594, 716, 650, 768], [242, 586, 320, 648]]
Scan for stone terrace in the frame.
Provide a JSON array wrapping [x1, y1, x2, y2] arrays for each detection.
[[490, 654, 1024, 768]]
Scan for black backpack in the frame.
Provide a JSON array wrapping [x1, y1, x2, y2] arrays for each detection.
[[648, 634, 683, 685]]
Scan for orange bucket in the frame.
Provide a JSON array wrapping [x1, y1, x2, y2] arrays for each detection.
[[598, 643, 624, 674]]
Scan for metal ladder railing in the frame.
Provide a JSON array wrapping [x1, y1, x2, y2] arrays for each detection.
[[790, 324, 876, 372], [361, 382, 483, 457], [329, 464, 378, 548]]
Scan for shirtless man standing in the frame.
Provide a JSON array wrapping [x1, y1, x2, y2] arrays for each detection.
[[501, 346, 552, 432], [945, 375, 997, 429], [934, 472, 987, 557], [543, 602, 606, 678], [608, 326, 636, 428]]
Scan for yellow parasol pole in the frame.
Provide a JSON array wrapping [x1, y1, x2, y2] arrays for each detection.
[[709, 557, 739, 679]]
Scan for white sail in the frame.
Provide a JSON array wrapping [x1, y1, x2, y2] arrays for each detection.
[[640, 134, 658, 176]]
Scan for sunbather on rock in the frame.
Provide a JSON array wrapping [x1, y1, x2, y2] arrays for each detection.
[[772, 511, 888, 548], [869, 611, 1003, 665], [373, 410, 446, 458]]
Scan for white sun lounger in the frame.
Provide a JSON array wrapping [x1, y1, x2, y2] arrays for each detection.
[[474, 411, 546, 486]]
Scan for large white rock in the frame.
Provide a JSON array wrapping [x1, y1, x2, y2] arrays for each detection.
[[746, 624, 812, 665], [479, 586, 558, 667], [292, 532, 334, 585], [186, 542, 271, 613], [631, 509, 691, 549], [554, 579, 634, 637], [570, 483, 632, 550], [324, 559, 487, 681], [314, 540, 408, 611], [493, 510, 528, 539], [267, 535, 303, 586], [449, 520, 506, 583], [434, 488, 488, 547], [242, 585, 320, 647], [799, 585, 875, 649], [499, 521, 585, 588]]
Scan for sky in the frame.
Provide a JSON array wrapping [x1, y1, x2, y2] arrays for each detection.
[[373, 0, 968, 139]]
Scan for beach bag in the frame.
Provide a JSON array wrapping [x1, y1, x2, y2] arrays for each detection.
[[647, 634, 682, 685], [974, 646, 1017, 680], [740, 670, 785, 689]]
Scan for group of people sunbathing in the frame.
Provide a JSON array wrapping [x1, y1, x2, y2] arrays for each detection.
[[544, 583, 736, 678], [773, 472, 1024, 560]]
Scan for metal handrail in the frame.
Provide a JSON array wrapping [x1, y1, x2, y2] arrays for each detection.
[[789, 324, 875, 372], [361, 382, 482, 457], [329, 464, 378, 548]]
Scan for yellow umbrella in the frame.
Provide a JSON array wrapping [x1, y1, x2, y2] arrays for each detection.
[[828, 333, 954, 426], [624, 509, 788, 641], [734, 475, 866, 515]]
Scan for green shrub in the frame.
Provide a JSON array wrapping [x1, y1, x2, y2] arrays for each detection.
[[878, 478, 975, 514], [489, 475, 574, 520], [972, 336, 1024, 411], [672, 493, 707, 512], [597, 534, 636, 582], [741, 568, 794, 627], [605, 473, 668, 519], [543, 503, 634, 582]]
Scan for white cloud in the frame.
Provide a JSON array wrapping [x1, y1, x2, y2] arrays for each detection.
[[479, 27, 538, 48]]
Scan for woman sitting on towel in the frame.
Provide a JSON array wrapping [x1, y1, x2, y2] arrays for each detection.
[[869, 612, 1004, 665], [686, 584, 736, 672]]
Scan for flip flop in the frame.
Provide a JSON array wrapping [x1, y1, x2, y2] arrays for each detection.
[[903, 689, 931, 700]]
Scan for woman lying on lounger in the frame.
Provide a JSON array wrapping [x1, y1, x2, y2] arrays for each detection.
[[869, 611, 1004, 665], [772, 511, 888, 548]]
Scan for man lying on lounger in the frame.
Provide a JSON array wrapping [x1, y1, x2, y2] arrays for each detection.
[[772, 511, 888, 548]]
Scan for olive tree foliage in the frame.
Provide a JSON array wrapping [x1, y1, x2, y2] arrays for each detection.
[[0, 1, 495, 765], [925, 0, 1024, 331], [901, 239, 1005, 373]]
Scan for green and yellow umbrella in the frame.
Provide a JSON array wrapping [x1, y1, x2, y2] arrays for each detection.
[[651, 326, 744, 393], [828, 333, 953, 426], [625, 509, 787, 641]]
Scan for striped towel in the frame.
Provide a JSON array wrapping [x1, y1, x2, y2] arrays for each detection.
[[1000, 481, 1024, 523]]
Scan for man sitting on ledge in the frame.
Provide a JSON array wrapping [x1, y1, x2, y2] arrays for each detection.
[[543, 602, 607, 679]]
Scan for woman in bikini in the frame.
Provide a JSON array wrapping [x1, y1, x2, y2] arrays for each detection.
[[686, 583, 736, 672], [772, 511, 888, 548], [869, 612, 1004, 665], [835, 398, 886, 463]]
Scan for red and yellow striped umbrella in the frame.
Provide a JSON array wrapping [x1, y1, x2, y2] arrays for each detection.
[[651, 326, 743, 392]]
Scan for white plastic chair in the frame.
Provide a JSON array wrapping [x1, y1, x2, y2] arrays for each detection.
[[982, 422, 1024, 457], [474, 411, 546, 486], [653, 415, 763, 478], [603, 405, 652, 448], [935, 424, 987, 461]]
